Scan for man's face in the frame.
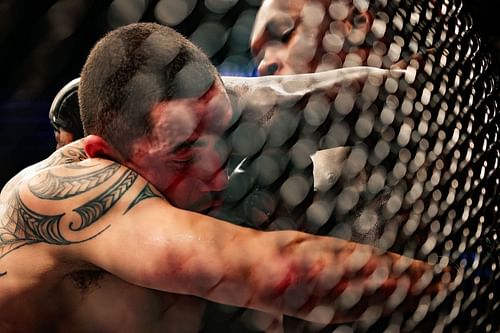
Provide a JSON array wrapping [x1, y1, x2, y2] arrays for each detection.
[[129, 79, 234, 212], [250, 0, 374, 75]]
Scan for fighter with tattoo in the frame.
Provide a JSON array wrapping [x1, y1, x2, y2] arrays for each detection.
[[0, 23, 453, 332]]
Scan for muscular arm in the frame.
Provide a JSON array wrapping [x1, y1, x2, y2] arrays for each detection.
[[36, 162, 448, 324], [1, 141, 451, 324], [222, 67, 405, 119], [75, 186, 449, 324]]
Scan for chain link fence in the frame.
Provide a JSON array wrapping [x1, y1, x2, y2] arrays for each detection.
[[209, 1, 498, 332], [1, 0, 499, 332]]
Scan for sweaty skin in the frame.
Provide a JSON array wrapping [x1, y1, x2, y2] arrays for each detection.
[[124, 81, 233, 212], [0, 141, 207, 332], [0, 21, 452, 331], [0, 119, 453, 332]]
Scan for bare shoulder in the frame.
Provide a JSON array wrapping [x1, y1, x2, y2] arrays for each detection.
[[1, 139, 87, 196], [0, 151, 163, 279]]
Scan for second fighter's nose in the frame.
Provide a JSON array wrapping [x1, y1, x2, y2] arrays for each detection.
[[258, 61, 280, 76]]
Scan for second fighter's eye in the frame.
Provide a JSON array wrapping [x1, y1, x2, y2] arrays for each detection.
[[280, 27, 295, 43], [267, 14, 296, 43]]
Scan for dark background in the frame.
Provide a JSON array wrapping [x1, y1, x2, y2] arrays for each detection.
[[0, 0, 498, 187]]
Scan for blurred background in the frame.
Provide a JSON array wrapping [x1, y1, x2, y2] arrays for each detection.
[[0, 1, 499, 332], [0, 0, 498, 187]]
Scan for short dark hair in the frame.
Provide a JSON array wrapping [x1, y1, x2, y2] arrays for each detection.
[[79, 22, 219, 160]]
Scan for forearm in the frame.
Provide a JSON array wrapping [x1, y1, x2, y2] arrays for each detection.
[[231, 230, 450, 324], [222, 67, 404, 105], [85, 197, 450, 325], [221, 67, 405, 126]]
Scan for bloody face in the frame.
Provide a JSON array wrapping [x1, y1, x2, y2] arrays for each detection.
[[250, 0, 375, 75], [128, 79, 234, 212]]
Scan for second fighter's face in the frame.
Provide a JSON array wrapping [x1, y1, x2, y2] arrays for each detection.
[[129, 79, 234, 212], [250, 0, 374, 75]]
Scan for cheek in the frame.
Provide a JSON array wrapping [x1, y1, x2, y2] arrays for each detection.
[[168, 169, 227, 211], [260, 44, 299, 75], [129, 147, 178, 192], [191, 141, 229, 177], [290, 35, 316, 57], [167, 178, 214, 211], [286, 40, 317, 73]]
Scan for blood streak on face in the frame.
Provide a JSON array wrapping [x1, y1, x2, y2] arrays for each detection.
[[128, 80, 233, 212]]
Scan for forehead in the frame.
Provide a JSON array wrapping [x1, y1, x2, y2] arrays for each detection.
[[148, 79, 227, 140], [252, 0, 334, 41], [151, 80, 218, 125], [143, 98, 203, 155], [252, 0, 305, 36]]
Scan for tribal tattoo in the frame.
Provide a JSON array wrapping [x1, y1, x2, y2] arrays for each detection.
[[124, 184, 162, 214], [45, 144, 88, 167], [0, 159, 159, 276], [1, 144, 89, 196], [71, 169, 138, 231], [28, 163, 121, 200]]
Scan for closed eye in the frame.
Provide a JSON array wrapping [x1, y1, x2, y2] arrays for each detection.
[[267, 14, 296, 43], [171, 140, 207, 162], [280, 26, 295, 43]]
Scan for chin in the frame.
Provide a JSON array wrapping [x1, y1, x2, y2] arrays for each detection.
[[171, 188, 218, 213]]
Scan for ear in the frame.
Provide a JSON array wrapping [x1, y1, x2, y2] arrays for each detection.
[[83, 135, 118, 160]]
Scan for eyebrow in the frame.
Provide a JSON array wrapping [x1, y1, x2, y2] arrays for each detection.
[[167, 79, 221, 154], [251, 9, 300, 56], [171, 139, 207, 153]]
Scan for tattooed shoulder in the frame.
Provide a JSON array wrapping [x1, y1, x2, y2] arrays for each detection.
[[0, 158, 163, 276], [1, 141, 88, 197], [43, 140, 88, 168]]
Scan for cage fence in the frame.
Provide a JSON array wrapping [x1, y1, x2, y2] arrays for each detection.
[[200, 0, 499, 332], [2, 0, 499, 332]]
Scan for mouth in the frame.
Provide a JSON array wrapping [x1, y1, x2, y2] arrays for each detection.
[[206, 166, 229, 192], [185, 189, 226, 213], [204, 192, 225, 208]]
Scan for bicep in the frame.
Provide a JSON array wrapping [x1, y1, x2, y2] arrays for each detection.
[[70, 191, 277, 301], [7, 159, 286, 309]]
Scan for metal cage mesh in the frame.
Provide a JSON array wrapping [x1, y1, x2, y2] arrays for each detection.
[[204, 0, 499, 332], [1, 0, 498, 332]]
